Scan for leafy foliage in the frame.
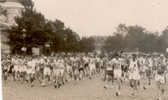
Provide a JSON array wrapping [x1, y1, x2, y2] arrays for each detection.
[[78, 37, 95, 52], [103, 24, 168, 53], [5, 0, 95, 55]]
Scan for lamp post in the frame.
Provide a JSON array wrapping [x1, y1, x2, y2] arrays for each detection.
[[64, 34, 67, 52], [45, 42, 50, 56], [21, 28, 26, 54]]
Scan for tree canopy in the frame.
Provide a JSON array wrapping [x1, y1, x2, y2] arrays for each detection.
[[103, 24, 168, 53], [5, 0, 95, 55], [5, 0, 168, 55]]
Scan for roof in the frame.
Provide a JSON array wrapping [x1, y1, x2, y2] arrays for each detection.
[[0, 1, 23, 8], [0, 0, 6, 2], [0, 22, 9, 28], [0, 0, 19, 2], [6, 0, 19, 2]]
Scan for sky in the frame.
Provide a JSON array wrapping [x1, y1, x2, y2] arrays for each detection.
[[34, 0, 168, 37]]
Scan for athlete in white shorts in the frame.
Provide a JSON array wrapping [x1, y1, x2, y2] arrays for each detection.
[[155, 69, 166, 100], [27, 58, 36, 86], [113, 55, 122, 96], [128, 54, 140, 96]]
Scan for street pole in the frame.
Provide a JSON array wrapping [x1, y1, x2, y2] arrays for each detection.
[[22, 29, 26, 55]]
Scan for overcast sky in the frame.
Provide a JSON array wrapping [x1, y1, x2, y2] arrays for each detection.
[[34, 0, 168, 37]]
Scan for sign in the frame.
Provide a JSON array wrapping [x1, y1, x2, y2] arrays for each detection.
[[166, 48, 168, 53], [32, 47, 40, 55], [45, 43, 50, 47], [21, 47, 27, 52]]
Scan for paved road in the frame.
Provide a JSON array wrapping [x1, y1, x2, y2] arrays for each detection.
[[2, 76, 168, 100]]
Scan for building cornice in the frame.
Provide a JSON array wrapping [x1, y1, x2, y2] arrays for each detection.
[[0, 22, 9, 29], [0, 1, 24, 8]]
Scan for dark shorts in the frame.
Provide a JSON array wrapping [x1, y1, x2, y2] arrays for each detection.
[[79, 67, 84, 72], [106, 70, 113, 76]]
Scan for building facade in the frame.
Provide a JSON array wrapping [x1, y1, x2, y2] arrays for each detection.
[[0, 0, 24, 54]]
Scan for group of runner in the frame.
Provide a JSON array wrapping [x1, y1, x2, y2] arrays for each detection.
[[2, 52, 168, 100], [2, 54, 103, 88], [104, 53, 168, 100]]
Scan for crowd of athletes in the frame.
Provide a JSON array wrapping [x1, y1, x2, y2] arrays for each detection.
[[2, 53, 104, 88], [2, 52, 168, 99], [104, 52, 168, 100]]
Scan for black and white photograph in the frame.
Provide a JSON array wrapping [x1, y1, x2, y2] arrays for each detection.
[[1, 0, 168, 100]]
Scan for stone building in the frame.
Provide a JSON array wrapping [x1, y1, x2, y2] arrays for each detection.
[[0, 0, 24, 54]]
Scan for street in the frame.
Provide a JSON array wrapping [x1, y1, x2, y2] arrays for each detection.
[[3, 76, 168, 100]]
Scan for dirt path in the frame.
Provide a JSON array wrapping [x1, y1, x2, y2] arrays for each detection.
[[2, 77, 168, 100]]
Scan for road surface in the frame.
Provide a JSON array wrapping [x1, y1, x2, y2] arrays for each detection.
[[2, 76, 168, 100]]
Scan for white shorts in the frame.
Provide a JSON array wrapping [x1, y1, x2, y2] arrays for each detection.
[[155, 75, 165, 84], [18, 66, 23, 73], [43, 67, 51, 76], [90, 65, 96, 71], [53, 68, 64, 76], [27, 68, 35, 74], [27, 69, 31, 74], [53, 69, 60, 76], [14, 65, 19, 72], [22, 65, 27, 72], [66, 66, 72, 73], [129, 71, 140, 80], [106, 67, 113, 71], [60, 69, 64, 75], [140, 67, 146, 73], [166, 73, 168, 80], [114, 69, 122, 78]]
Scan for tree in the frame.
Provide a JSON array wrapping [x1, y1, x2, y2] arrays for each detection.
[[103, 24, 128, 52], [45, 20, 81, 52], [115, 24, 128, 36], [103, 24, 164, 53], [64, 28, 80, 52], [6, 0, 52, 54], [18, 0, 34, 10], [159, 27, 168, 52], [103, 34, 125, 52], [5, 0, 99, 54], [79, 37, 95, 52]]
